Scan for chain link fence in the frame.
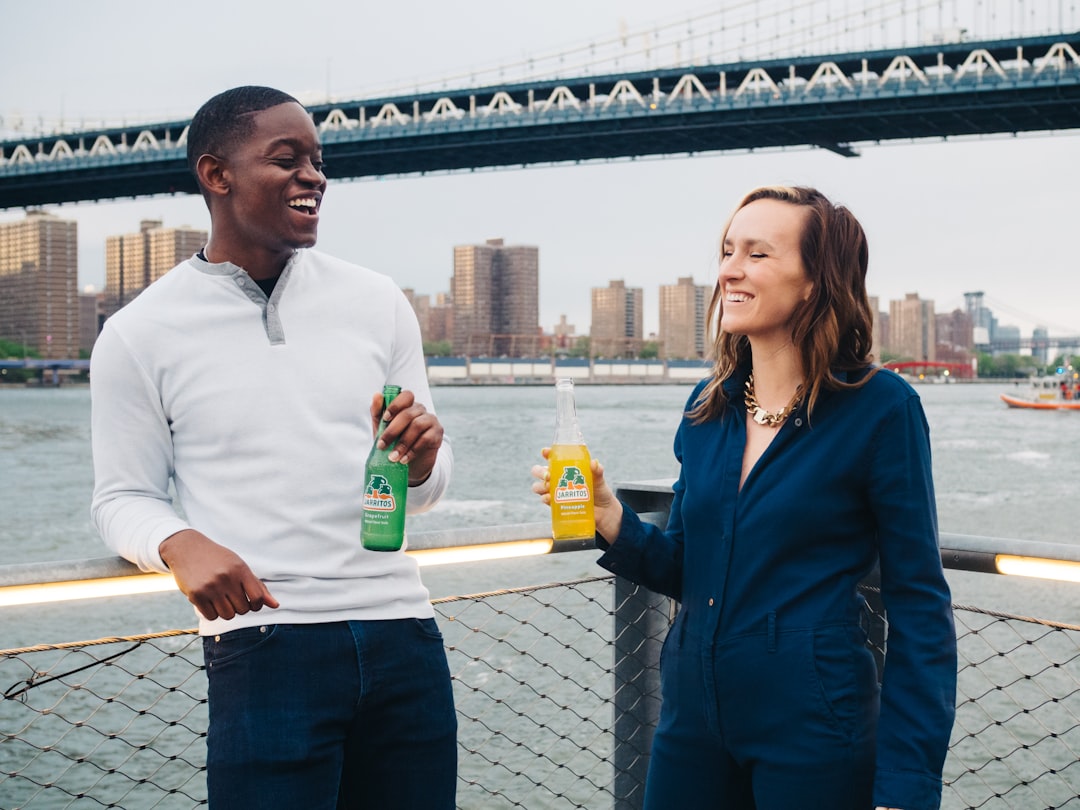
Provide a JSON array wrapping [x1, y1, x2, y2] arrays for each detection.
[[2, 576, 1079, 809]]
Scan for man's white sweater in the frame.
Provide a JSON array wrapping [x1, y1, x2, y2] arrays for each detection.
[[90, 249, 452, 636]]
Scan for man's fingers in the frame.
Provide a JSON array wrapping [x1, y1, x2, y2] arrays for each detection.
[[191, 580, 277, 621], [245, 580, 280, 611], [386, 409, 442, 462], [194, 598, 220, 622]]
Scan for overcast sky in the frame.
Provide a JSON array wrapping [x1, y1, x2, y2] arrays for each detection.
[[1, 0, 1077, 337]]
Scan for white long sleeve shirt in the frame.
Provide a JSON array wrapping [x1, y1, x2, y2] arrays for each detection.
[[90, 249, 452, 636]]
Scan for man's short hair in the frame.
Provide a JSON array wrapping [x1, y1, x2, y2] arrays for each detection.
[[186, 86, 301, 180]]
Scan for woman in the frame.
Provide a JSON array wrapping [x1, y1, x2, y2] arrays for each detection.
[[534, 186, 956, 809]]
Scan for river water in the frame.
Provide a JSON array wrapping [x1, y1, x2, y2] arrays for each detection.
[[0, 380, 1078, 652]]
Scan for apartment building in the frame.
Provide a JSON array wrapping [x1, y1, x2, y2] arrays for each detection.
[[659, 276, 710, 359], [104, 219, 206, 318], [0, 211, 79, 359], [451, 238, 539, 356], [590, 279, 643, 358]]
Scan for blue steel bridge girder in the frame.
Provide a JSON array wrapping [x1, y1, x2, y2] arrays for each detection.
[[1, 32, 1078, 210]]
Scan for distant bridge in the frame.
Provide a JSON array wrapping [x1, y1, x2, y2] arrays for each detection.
[[0, 32, 1078, 209], [984, 335, 1080, 352], [884, 360, 976, 378], [0, 359, 89, 370], [0, 358, 89, 385]]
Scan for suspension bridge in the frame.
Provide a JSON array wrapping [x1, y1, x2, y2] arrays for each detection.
[[0, 3, 1077, 210]]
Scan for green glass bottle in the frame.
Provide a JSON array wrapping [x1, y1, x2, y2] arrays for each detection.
[[361, 385, 408, 551]]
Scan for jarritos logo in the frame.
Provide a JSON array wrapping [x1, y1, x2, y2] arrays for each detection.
[[363, 474, 398, 512], [554, 466, 591, 503]]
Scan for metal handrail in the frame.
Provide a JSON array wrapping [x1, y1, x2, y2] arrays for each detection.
[[2, 522, 1078, 592], [3, 481, 1079, 809]]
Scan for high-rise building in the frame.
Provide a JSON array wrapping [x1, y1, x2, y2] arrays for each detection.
[[1031, 326, 1050, 364], [552, 315, 576, 350], [104, 219, 207, 318], [0, 210, 79, 359], [427, 292, 454, 345], [78, 289, 103, 354], [963, 291, 994, 350], [659, 276, 710, 359], [869, 295, 886, 356], [590, 279, 643, 358], [935, 308, 974, 361], [451, 238, 539, 356], [402, 287, 426, 325], [889, 293, 936, 362], [403, 289, 454, 346]]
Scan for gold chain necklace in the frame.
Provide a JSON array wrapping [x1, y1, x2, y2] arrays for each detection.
[[743, 373, 803, 427]]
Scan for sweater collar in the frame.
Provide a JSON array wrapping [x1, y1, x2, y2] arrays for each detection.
[[191, 248, 304, 280]]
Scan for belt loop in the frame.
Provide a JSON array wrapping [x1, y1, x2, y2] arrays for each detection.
[[767, 611, 777, 653]]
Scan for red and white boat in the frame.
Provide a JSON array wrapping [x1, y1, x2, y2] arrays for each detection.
[[1001, 377, 1080, 410]]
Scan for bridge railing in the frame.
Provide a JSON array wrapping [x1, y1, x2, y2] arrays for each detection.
[[3, 34, 1078, 173], [2, 481, 1079, 809]]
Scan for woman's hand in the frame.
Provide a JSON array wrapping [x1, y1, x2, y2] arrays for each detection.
[[531, 448, 623, 542]]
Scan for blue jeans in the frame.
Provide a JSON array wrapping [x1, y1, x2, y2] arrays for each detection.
[[202, 619, 457, 810]]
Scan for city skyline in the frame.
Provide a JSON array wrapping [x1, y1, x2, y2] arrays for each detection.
[[1, 0, 1077, 338], [0, 208, 1070, 362]]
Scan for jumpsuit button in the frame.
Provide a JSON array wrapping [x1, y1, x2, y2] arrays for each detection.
[[267, 304, 276, 313], [708, 598, 715, 607], [794, 417, 803, 427]]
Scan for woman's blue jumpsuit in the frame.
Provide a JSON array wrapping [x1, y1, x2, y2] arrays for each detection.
[[597, 368, 956, 810]]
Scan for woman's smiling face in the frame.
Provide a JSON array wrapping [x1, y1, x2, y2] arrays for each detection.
[[718, 197, 813, 347]]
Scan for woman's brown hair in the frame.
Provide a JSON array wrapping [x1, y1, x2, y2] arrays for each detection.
[[689, 185, 877, 423]]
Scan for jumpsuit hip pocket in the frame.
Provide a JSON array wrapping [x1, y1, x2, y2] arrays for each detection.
[[809, 623, 880, 742]]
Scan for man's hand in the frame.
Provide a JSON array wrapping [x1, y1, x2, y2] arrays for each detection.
[[369, 389, 445, 486], [159, 529, 279, 621]]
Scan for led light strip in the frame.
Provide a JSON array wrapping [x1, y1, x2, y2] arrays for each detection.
[[995, 555, 1080, 584], [409, 539, 553, 567], [0, 540, 557, 607], [0, 573, 178, 607]]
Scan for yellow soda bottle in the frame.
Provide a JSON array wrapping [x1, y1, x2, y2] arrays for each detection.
[[549, 378, 595, 541]]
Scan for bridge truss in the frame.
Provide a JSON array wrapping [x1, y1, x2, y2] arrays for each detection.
[[0, 33, 1078, 209]]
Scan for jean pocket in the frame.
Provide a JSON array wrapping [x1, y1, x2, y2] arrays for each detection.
[[410, 617, 445, 642], [202, 624, 278, 668]]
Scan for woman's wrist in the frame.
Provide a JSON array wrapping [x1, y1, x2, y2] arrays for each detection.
[[595, 502, 623, 543]]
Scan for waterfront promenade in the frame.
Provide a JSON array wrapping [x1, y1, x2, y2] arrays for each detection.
[[2, 492, 1079, 809], [2, 383, 1078, 807], [429, 356, 708, 385]]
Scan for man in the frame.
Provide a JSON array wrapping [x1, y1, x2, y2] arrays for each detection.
[[90, 86, 456, 809]]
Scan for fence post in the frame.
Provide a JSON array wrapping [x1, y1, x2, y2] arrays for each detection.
[[860, 565, 887, 680], [611, 483, 675, 810]]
